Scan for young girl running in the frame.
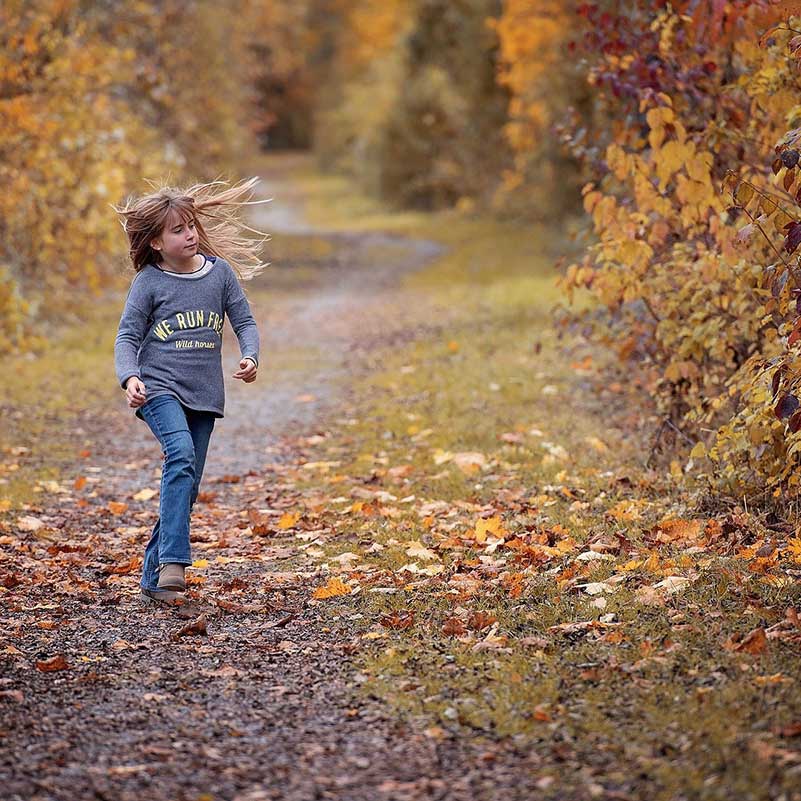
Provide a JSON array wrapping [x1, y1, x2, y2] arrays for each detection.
[[113, 178, 268, 605]]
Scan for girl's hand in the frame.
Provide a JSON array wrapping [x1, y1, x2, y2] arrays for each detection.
[[125, 376, 147, 408], [233, 357, 257, 383]]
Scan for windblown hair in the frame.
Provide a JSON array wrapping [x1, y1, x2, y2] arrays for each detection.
[[112, 176, 270, 280]]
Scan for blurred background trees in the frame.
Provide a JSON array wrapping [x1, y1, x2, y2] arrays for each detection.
[[3, 0, 582, 355]]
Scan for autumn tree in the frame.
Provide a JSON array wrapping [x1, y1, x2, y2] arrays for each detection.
[[558, 1, 801, 497]]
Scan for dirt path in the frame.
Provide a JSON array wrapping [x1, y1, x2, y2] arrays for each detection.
[[1, 162, 551, 801]]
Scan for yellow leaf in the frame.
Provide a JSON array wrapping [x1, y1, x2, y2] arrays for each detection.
[[607, 500, 644, 522], [643, 552, 661, 572], [786, 537, 801, 564], [690, 442, 707, 459], [474, 515, 505, 543], [312, 577, 351, 599], [192, 559, 209, 568], [277, 512, 301, 529], [735, 182, 755, 206]]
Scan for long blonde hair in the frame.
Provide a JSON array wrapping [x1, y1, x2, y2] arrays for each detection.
[[113, 176, 270, 280]]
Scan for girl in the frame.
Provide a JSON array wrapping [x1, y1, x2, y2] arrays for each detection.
[[113, 177, 269, 605]]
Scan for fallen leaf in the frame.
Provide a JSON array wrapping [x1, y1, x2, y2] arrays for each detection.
[[467, 611, 497, 631], [776, 722, 801, 737], [380, 611, 415, 630], [442, 617, 466, 636], [405, 541, 439, 561], [312, 577, 351, 599], [36, 655, 70, 672], [653, 575, 691, 594], [634, 585, 665, 606], [277, 512, 301, 529], [724, 627, 768, 655], [173, 615, 207, 639], [16, 515, 45, 532], [474, 515, 505, 543]]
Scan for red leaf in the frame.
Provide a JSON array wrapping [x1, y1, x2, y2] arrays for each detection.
[[784, 221, 801, 254], [380, 611, 415, 630], [775, 393, 800, 420]]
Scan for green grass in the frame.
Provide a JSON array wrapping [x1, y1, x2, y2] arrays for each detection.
[[283, 157, 801, 798], [0, 287, 127, 508]]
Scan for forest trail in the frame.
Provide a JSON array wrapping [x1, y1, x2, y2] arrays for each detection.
[[1, 158, 538, 801]]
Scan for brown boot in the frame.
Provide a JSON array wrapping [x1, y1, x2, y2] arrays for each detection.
[[157, 563, 186, 592], [140, 587, 185, 606]]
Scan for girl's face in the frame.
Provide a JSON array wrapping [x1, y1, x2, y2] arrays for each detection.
[[151, 210, 198, 261]]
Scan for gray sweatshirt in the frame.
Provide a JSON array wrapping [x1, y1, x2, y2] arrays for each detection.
[[114, 254, 259, 420]]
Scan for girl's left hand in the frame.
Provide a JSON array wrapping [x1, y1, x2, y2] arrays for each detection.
[[233, 357, 257, 383]]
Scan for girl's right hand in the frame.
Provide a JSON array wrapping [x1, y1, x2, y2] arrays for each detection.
[[125, 376, 147, 408]]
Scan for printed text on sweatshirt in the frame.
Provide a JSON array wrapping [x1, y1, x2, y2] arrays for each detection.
[[114, 255, 260, 420]]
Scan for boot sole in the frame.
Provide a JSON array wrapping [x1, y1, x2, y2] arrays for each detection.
[[140, 588, 185, 606]]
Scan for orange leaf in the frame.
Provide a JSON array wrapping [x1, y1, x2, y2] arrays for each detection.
[[724, 627, 768, 655], [442, 617, 466, 636], [36, 655, 69, 672], [654, 518, 703, 543], [312, 577, 351, 599], [467, 611, 497, 631], [380, 611, 415, 630], [107, 501, 128, 515]]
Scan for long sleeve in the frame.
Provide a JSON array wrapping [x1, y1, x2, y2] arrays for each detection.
[[114, 276, 151, 389], [224, 265, 260, 367]]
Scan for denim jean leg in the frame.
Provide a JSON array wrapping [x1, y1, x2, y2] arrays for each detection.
[[140, 396, 195, 572], [186, 410, 215, 510], [157, 428, 195, 564], [140, 517, 161, 591]]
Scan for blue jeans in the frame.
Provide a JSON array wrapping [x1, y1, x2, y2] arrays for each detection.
[[138, 394, 216, 591]]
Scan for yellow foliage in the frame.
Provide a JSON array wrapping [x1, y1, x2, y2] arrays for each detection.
[[1, 0, 264, 352]]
